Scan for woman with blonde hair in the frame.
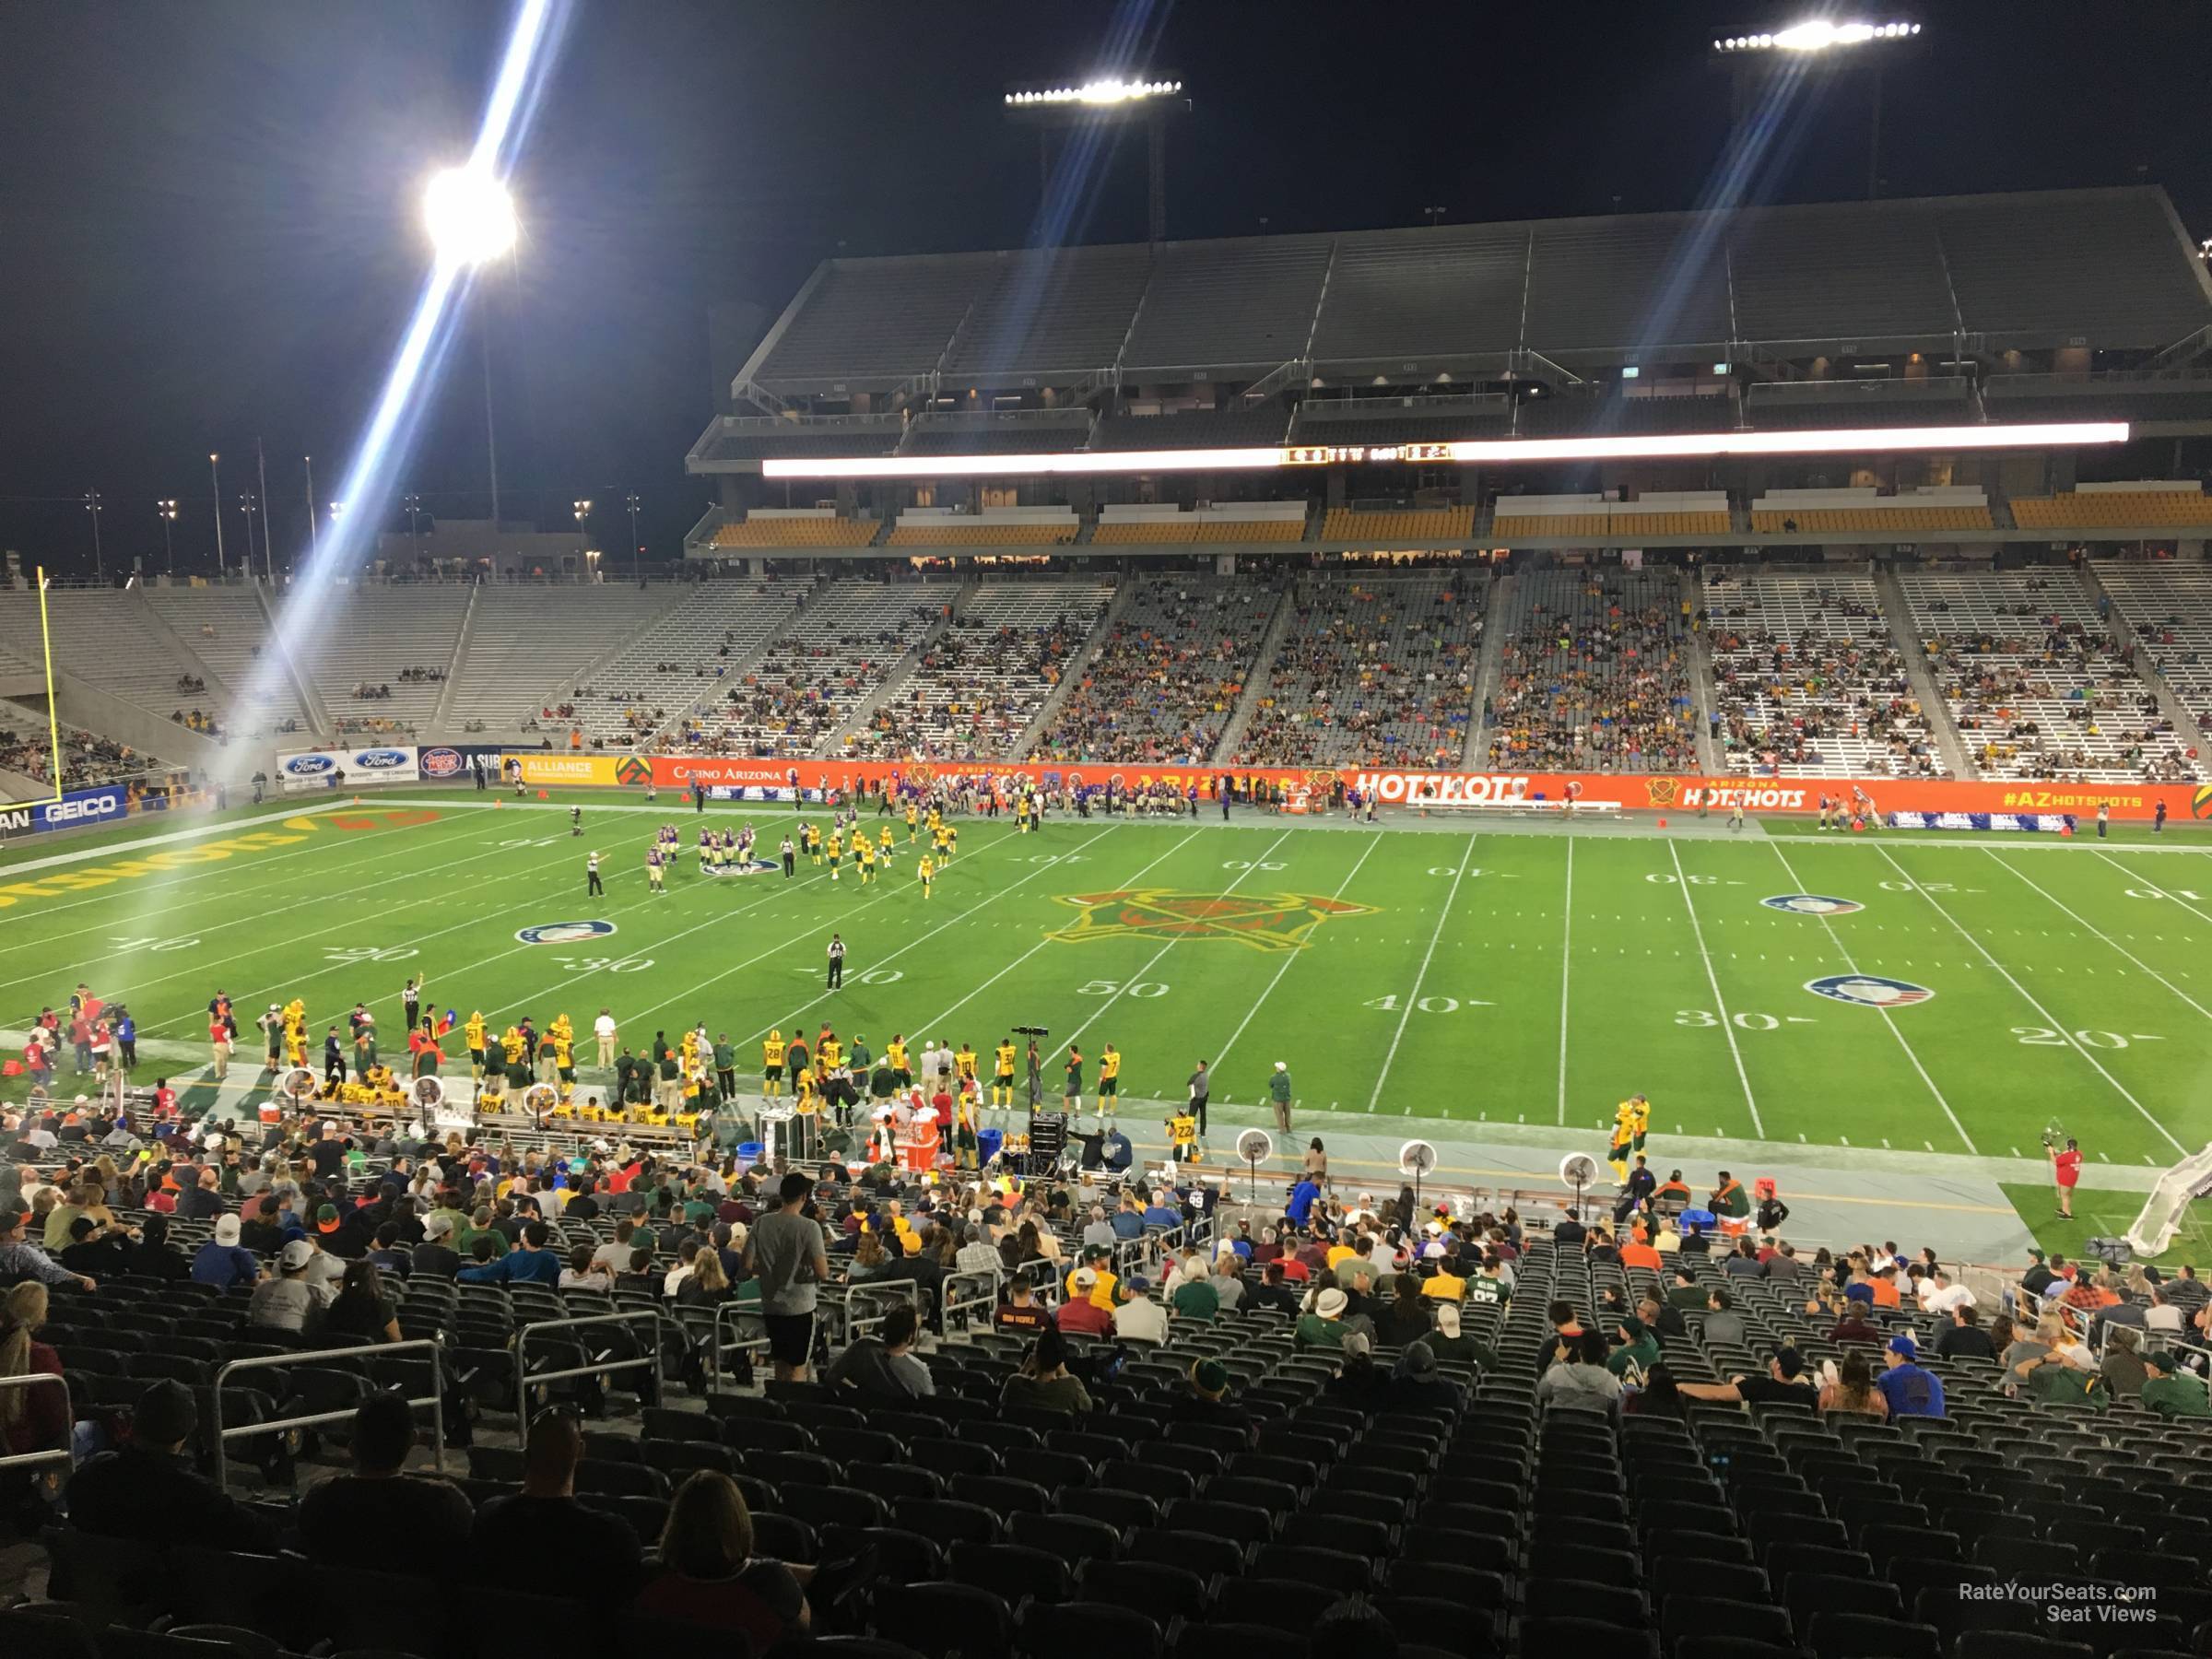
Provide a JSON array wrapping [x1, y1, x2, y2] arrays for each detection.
[[679, 1250, 732, 1309], [0, 1283, 67, 1459]]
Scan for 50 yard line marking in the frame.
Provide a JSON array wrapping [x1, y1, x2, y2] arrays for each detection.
[[1368, 832, 1476, 1113], [1211, 830, 1382, 1080], [1667, 839, 1764, 1137], [1876, 843, 2184, 1156], [1771, 840, 1973, 1152]]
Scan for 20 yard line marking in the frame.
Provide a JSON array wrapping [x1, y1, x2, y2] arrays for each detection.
[[1368, 832, 1477, 1113], [1769, 840, 1974, 1153], [1667, 840, 1764, 1137], [1212, 831, 1383, 1081], [1874, 843, 2184, 1156], [1989, 850, 2212, 1023]]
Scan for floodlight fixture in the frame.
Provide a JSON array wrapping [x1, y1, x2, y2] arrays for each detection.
[[1004, 77, 1182, 106], [1714, 19, 1917, 52], [423, 166, 519, 267]]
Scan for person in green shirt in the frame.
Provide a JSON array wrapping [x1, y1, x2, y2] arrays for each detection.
[[1171, 1271, 1219, 1322], [712, 1039, 736, 1103], [1296, 1286, 1350, 1348], [1606, 1314, 1659, 1378], [1426, 1302, 1501, 1371], [460, 1207, 510, 1259], [2141, 1351, 2212, 1417]]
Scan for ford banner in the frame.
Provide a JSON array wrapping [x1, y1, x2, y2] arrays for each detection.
[[0, 783, 132, 837], [346, 745, 420, 782]]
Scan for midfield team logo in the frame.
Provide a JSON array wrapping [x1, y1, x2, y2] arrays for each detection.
[[1047, 889, 1378, 953]]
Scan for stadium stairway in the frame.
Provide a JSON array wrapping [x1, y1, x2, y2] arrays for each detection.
[[253, 583, 331, 736], [1206, 584, 1300, 762], [1683, 570, 1724, 774], [819, 578, 976, 754], [1871, 567, 1976, 778], [1462, 571, 1514, 770], [130, 591, 239, 715], [1007, 581, 1133, 759], [426, 583, 483, 733], [2077, 560, 2212, 761]]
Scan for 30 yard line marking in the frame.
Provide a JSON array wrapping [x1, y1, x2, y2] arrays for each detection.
[[1769, 840, 1973, 1153], [1667, 840, 1764, 1137], [1990, 850, 2212, 1023], [1368, 832, 1476, 1113], [1874, 844, 2184, 1156], [1556, 833, 1574, 1124], [1043, 826, 1300, 1071], [1212, 830, 1383, 1081]]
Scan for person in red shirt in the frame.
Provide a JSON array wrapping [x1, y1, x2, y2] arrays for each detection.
[[1619, 1233, 1663, 1272], [1055, 1270, 1112, 1336], [2051, 1136, 2083, 1219]]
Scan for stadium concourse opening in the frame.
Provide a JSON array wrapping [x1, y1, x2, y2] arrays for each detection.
[[15, 6, 2212, 1655]]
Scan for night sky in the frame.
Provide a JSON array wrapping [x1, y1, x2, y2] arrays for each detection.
[[5, 0, 2207, 579]]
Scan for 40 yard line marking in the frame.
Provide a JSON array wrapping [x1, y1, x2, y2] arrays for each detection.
[[1212, 830, 1383, 1080], [1667, 839, 1765, 1137], [1368, 832, 1477, 1113], [1769, 839, 1973, 1153], [1990, 849, 2212, 1023], [1874, 843, 2184, 1156]]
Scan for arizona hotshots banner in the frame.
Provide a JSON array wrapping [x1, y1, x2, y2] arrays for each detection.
[[482, 752, 2208, 824]]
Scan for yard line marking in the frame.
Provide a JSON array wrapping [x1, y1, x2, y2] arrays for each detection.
[[908, 829, 1206, 1036], [1767, 841, 1973, 1153], [717, 824, 1131, 1046], [2091, 849, 2212, 932], [1873, 843, 2183, 1156], [1556, 834, 1574, 1124], [1368, 833, 1477, 1113], [1666, 840, 1764, 1137], [1989, 850, 2212, 1023], [1211, 832, 1383, 1079], [1043, 827, 1300, 1071]]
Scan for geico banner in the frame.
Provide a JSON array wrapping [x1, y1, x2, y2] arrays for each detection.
[[502, 753, 625, 788], [0, 783, 133, 834]]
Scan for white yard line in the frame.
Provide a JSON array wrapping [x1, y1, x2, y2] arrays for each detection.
[[1990, 849, 2212, 1022], [0, 801, 351, 874], [718, 824, 1131, 1044], [1042, 827, 1300, 1071], [2089, 848, 2212, 932], [1211, 831, 1384, 1082], [1770, 840, 1974, 1152], [1556, 833, 1574, 1124], [1368, 833, 1477, 1113], [904, 829, 1203, 1038], [1873, 843, 2184, 1156], [1667, 838, 1766, 1137]]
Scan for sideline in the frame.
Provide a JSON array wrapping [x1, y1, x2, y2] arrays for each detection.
[[0, 802, 342, 877]]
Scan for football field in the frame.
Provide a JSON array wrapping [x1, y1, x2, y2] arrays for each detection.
[[7, 793, 2212, 1177]]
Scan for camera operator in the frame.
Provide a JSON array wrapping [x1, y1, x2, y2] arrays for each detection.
[[2048, 1134, 2083, 1221]]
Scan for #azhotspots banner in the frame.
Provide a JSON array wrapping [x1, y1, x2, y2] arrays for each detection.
[[277, 746, 420, 792]]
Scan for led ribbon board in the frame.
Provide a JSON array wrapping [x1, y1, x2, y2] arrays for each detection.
[[760, 421, 2130, 480]]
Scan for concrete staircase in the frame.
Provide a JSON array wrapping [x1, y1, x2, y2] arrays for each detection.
[[1206, 583, 1299, 762], [1010, 582, 1134, 759], [428, 583, 481, 732], [2078, 560, 2212, 758], [254, 582, 331, 738], [1684, 569, 1724, 773], [818, 578, 980, 752], [132, 590, 236, 710], [1462, 570, 1513, 769], [1871, 565, 1976, 777]]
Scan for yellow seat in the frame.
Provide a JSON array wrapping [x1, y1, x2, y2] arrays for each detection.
[[1322, 506, 1477, 544], [2012, 492, 2212, 529], [887, 524, 1076, 547], [715, 518, 878, 547]]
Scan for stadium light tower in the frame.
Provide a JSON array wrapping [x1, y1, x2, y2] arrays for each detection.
[[1711, 19, 1922, 198], [424, 165, 520, 526], [209, 453, 226, 578], [156, 499, 178, 575], [82, 491, 104, 582], [1004, 76, 1189, 243]]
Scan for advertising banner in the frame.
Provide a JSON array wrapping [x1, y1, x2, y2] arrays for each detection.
[[418, 744, 507, 782], [0, 783, 133, 836], [277, 745, 418, 791], [502, 753, 624, 788], [277, 749, 346, 793]]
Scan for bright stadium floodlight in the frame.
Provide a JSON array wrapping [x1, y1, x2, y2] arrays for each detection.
[[423, 166, 519, 267], [1714, 19, 1918, 52], [1003, 76, 1181, 106]]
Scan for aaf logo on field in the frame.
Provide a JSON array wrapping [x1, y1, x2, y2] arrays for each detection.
[[701, 858, 779, 878], [515, 921, 618, 946], [1763, 894, 1865, 916], [1806, 974, 1934, 1008], [1047, 888, 1376, 954]]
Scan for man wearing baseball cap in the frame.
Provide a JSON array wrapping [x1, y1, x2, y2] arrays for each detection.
[[67, 1381, 279, 1549], [1056, 1268, 1112, 1336], [2141, 1351, 2212, 1418], [1875, 1333, 1946, 1418]]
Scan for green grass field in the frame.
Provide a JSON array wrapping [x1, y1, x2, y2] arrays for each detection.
[[8, 793, 2212, 1176]]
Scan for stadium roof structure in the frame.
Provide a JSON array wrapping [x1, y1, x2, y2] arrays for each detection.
[[724, 186, 2212, 409]]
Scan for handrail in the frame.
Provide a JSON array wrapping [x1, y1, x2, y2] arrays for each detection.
[[825, 1277, 925, 1346], [210, 1339, 444, 1490], [512, 1308, 664, 1424], [706, 1295, 772, 1394], [940, 1268, 1003, 1335], [0, 1371, 74, 1477]]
